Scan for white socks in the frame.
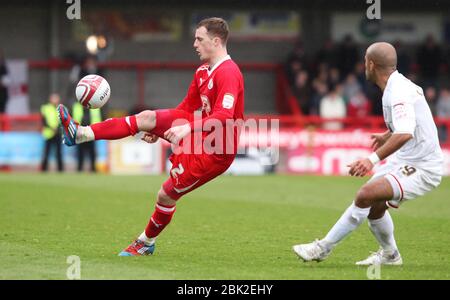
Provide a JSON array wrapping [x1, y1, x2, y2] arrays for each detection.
[[138, 231, 156, 246], [320, 202, 370, 250], [368, 211, 398, 255], [75, 126, 95, 144]]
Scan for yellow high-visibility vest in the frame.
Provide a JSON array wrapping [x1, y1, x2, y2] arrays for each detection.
[[72, 102, 102, 125], [40, 103, 59, 140]]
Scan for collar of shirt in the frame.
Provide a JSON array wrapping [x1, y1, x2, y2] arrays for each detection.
[[207, 55, 231, 77], [385, 70, 400, 92]]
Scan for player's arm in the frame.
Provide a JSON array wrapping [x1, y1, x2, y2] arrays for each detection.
[[349, 99, 415, 177], [370, 130, 392, 150], [165, 71, 240, 144], [372, 133, 412, 162]]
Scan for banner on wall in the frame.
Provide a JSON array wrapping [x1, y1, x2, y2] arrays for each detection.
[[275, 129, 450, 176], [73, 10, 182, 42], [191, 11, 301, 41], [5, 59, 29, 115], [108, 136, 162, 175], [0, 132, 107, 170], [331, 13, 443, 43]]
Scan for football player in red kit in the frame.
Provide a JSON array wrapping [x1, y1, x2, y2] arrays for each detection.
[[58, 17, 244, 256]]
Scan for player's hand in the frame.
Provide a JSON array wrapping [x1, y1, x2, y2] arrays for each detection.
[[347, 158, 374, 177], [141, 133, 159, 143], [370, 133, 388, 151], [164, 124, 191, 144]]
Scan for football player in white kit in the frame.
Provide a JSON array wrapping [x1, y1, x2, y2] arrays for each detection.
[[293, 42, 443, 265]]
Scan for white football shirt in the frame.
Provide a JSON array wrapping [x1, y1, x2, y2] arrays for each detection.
[[382, 70, 443, 174]]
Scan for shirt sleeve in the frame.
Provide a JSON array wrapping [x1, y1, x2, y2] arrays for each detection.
[[391, 95, 416, 136], [189, 69, 240, 131], [176, 76, 202, 113]]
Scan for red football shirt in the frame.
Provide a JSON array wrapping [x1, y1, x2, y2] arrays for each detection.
[[176, 55, 245, 157]]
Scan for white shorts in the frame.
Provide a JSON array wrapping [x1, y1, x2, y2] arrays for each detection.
[[369, 161, 442, 209]]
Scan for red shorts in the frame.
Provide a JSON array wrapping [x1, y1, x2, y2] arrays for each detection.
[[151, 109, 234, 200]]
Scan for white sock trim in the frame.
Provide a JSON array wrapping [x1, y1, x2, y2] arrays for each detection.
[[156, 204, 176, 213], [138, 231, 156, 246], [75, 126, 95, 144]]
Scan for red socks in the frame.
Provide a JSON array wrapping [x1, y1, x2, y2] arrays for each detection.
[[144, 203, 176, 238], [90, 116, 138, 140]]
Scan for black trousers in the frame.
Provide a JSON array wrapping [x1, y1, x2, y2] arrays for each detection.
[[41, 134, 64, 172], [0, 92, 7, 113], [77, 141, 97, 172]]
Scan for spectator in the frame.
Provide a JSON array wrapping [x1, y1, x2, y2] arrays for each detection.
[[315, 39, 338, 69], [285, 40, 308, 85], [328, 67, 341, 87], [436, 87, 450, 142], [347, 90, 371, 119], [0, 50, 10, 114], [425, 86, 438, 116], [417, 34, 442, 85], [293, 70, 312, 115], [41, 93, 64, 172], [342, 73, 362, 102], [320, 84, 346, 130], [353, 61, 367, 90], [69, 54, 105, 85], [366, 82, 383, 116], [436, 87, 450, 116], [310, 81, 328, 116], [337, 35, 359, 78], [394, 40, 411, 75]]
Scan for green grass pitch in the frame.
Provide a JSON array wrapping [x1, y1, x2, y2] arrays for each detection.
[[1, 173, 449, 279]]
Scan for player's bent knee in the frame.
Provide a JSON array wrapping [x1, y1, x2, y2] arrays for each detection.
[[355, 186, 373, 208], [157, 188, 177, 207], [136, 110, 156, 132]]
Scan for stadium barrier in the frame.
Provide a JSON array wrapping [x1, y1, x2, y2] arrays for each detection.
[[1, 114, 450, 175]]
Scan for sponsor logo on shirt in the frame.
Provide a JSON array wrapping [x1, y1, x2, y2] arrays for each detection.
[[222, 93, 235, 109]]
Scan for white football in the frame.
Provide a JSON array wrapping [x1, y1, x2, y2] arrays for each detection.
[[75, 74, 111, 109]]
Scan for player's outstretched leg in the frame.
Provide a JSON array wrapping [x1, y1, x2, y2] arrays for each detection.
[[293, 177, 394, 263], [356, 203, 402, 265], [119, 188, 177, 256], [57, 104, 156, 146]]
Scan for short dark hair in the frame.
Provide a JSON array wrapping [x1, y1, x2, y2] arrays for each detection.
[[196, 17, 229, 45]]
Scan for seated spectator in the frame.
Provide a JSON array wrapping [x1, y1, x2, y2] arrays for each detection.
[[347, 91, 371, 120], [320, 84, 346, 130], [436, 87, 450, 116], [329, 67, 341, 87], [293, 70, 312, 115], [425, 86, 438, 116], [310, 81, 328, 116], [343, 73, 362, 103], [436, 87, 450, 142]]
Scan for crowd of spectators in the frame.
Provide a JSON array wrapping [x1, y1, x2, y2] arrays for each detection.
[[285, 34, 450, 130]]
